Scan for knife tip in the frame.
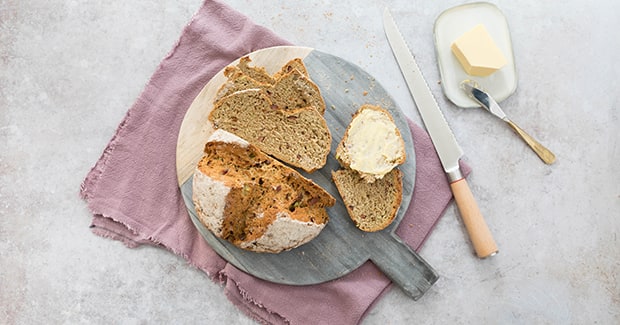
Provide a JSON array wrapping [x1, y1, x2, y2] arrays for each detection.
[[459, 79, 478, 90], [383, 7, 391, 18]]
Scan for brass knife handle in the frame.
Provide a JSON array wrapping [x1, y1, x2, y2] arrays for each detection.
[[504, 119, 556, 164]]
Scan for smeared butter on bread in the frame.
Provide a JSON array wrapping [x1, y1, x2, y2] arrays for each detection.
[[336, 105, 406, 182]]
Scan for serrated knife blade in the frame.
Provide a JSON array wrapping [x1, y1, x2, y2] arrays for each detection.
[[383, 8, 498, 258]]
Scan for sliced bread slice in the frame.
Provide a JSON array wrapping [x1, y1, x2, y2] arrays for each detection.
[[331, 168, 403, 232], [266, 69, 326, 114], [209, 89, 331, 172]]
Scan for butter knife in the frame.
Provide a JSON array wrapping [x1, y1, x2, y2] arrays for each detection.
[[460, 80, 556, 164]]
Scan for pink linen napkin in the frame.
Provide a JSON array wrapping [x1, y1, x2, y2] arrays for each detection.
[[80, 1, 470, 324]]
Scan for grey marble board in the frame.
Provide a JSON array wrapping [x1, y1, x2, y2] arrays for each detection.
[[176, 46, 438, 299]]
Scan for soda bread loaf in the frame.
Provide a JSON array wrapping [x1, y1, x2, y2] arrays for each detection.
[[192, 130, 335, 253], [335, 105, 406, 182], [209, 89, 331, 173], [331, 168, 403, 232]]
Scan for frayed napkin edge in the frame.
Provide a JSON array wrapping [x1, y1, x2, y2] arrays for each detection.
[[224, 277, 289, 325]]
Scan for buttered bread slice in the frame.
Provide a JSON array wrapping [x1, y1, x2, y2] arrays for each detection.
[[335, 105, 406, 182], [209, 89, 331, 172], [192, 130, 335, 253]]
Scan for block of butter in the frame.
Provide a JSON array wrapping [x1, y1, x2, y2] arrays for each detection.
[[451, 24, 507, 77]]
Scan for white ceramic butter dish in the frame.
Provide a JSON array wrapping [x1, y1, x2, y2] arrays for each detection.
[[434, 2, 517, 108]]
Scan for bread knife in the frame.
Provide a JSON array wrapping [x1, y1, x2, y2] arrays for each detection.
[[383, 8, 498, 258]]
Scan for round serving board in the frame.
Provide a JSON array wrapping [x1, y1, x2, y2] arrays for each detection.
[[176, 46, 437, 299]]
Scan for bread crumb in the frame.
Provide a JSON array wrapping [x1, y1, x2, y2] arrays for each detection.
[[362, 91, 368, 96]]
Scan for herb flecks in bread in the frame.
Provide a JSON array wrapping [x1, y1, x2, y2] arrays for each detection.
[[332, 168, 403, 232], [209, 89, 331, 173], [336, 105, 406, 182], [192, 130, 335, 253]]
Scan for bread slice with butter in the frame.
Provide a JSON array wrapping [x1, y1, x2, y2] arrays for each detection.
[[335, 105, 406, 182], [333, 104, 406, 232]]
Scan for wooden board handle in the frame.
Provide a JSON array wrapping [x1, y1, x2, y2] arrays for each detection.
[[450, 178, 498, 258], [370, 234, 439, 300]]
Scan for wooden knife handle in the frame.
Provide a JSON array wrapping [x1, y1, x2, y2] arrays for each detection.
[[450, 178, 498, 258]]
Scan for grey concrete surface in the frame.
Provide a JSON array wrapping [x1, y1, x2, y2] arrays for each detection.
[[1, 1, 618, 324]]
